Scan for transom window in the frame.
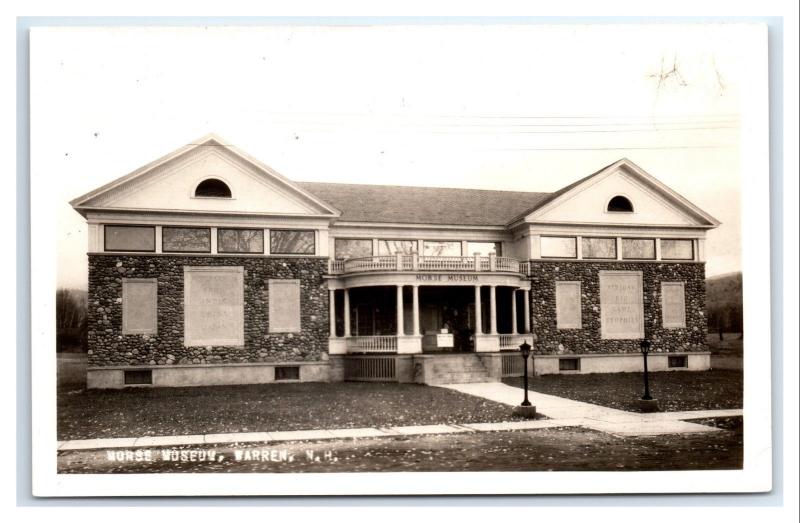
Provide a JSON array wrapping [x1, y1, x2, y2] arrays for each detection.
[[540, 236, 577, 258], [423, 241, 462, 256], [467, 241, 502, 257], [621, 238, 656, 260], [270, 230, 315, 255], [334, 239, 373, 260], [377, 240, 417, 256], [195, 178, 232, 198], [607, 195, 634, 213]]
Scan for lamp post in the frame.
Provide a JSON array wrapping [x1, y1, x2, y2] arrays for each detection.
[[637, 338, 659, 412], [520, 340, 532, 406], [512, 340, 537, 418], [639, 339, 652, 400]]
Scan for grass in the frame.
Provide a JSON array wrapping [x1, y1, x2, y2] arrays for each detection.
[[59, 424, 743, 474], [58, 382, 519, 441], [503, 369, 743, 412], [706, 332, 743, 355]]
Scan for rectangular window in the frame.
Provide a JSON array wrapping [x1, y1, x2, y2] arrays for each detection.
[[466, 241, 502, 256], [122, 278, 158, 335], [599, 271, 644, 339], [559, 358, 580, 371], [268, 279, 301, 333], [668, 356, 688, 368], [423, 240, 462, 256], [334, 238, 373, 260], [218, 228, 264, 254], [540, 236, 577, 258], [124, 370, 153, 385], [661, 239, 694, 260], [621, 238, 656, 260], [661, 282, 687, 328], [555, 281, 582, 329], [104, 225, 155, 252], [270, 230, 315, 255], [377, 239, 417, 256], [184, 266, 244, 346], [162, 227, 211, 253], [582, 237, 617, 259], [275, 366, 300, 381]]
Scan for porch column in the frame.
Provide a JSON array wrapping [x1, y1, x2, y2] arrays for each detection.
[[396, 285, 404, 336], [474, 285, 483, 334], [511, 289, 518, 334], [343, 288, 351, 337], [489, 285, 498, 334], [329, 289, 336, 337], [523, 289, 531, 333], [412, 284, 420, 336]]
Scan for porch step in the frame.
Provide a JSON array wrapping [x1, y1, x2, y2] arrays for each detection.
[[419, 354, 494, 385]]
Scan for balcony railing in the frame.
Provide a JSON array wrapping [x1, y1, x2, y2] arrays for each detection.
[[329, 254, 524, 275], [345, 335, 398, 353]]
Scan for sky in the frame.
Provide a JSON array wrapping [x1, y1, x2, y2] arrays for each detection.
[[29, 23, 760, 290]]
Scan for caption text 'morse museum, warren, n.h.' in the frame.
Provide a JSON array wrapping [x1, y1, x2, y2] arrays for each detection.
[[70, 134, 719, 388]]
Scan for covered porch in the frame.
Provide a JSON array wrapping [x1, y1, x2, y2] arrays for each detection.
[[327, 283, 531, 355]]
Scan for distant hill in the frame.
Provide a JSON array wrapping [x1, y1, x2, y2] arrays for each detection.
[[706, 272, 743, 333]]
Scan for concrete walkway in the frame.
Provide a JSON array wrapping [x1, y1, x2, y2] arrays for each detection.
[[57, 406, 740, 452], [439, 382, 739, 437], [58, 418, 577, 451]]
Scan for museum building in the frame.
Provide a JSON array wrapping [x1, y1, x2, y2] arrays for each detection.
[[71, 135, 720, 388]]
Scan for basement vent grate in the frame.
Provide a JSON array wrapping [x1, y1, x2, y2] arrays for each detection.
[[558, 358, 580, 372], [124, 369, 153, 385], [275, 366, 300, 381]]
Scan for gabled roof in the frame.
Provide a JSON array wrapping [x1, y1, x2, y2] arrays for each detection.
[[507, 158, 721, 227], [70, 134, 341, 217], [296, 182, 551, 227]]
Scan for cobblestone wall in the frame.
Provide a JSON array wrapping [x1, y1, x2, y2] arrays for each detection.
[[87, 254, 329, 367], [528, 261, 707, 355]]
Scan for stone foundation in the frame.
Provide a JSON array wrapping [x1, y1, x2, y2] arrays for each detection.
[[87, 361, 332, 389]]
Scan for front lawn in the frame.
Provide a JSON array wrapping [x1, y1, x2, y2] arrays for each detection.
[[58, 382, 517, 441], [503, 369, 742, 412], [59, 424, 743, 473]]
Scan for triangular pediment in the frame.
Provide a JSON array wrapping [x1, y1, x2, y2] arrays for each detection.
[[70, 134, 340, 217], [515, 159, 719, 228]]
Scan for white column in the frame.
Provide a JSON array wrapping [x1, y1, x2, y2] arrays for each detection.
[[210, 227, 218, 254], [474, 285, 483, 334], [396, 285, 404, 336], [343, 289, 351, 337], [489, 285, 498, 335], [412, 285, 420, 336], [511, 289, 518, 334], [329, 289, 336, 337], [523, 289, 531, 333]]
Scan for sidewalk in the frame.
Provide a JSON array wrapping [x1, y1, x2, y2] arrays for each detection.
[[440, 382, 741, 437], [57, 384, 740, 452]]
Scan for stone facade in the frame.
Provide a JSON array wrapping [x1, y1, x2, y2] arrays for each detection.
[[528, 261, 707, 356], [87, 254, 329, 368]]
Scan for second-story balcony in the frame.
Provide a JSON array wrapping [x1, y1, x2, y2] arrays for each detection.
[[328, 253, 530, 276]]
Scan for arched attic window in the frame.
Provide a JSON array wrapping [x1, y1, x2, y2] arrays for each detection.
[[195, 178, 232, 198], [607, 195, 634, 213]]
